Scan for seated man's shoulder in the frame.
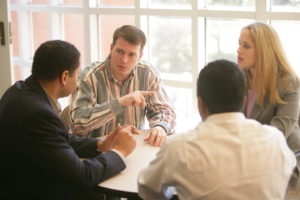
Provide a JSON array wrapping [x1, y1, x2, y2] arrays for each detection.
[[6, 83, 47, 110], [261, 124, 285, 138], [137, 61, 162, 81], [244, 119, 285, 138], [80, 61, 103, 80], [137, 61, 157, 72]]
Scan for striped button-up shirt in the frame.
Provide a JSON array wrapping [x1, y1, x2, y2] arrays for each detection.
[[68, 56, 176, 138]]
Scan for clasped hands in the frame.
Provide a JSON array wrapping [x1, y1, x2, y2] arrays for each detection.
[[97, 125, 138, 157]]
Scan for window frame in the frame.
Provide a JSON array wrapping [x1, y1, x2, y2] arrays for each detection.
[[9, 0, 300, 131]]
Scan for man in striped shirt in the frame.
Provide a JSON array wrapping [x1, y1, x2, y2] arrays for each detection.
[[68, 25, 176, 146]]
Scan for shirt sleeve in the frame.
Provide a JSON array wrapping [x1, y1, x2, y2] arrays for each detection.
[[146, 69, 176, 134], [138, 141, 175, 200], [270, 78, 300, 138], [68, 65, 123, 136]]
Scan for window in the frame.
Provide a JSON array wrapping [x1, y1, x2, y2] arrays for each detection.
[[145, 16, 192, 81], [206, 18, 253, 62], [271, 0, 300, 11], [271, 20, 300, 76], [204, 0, 255, 10], [10, 0, 300, 132], [98, 15, 135, 59]]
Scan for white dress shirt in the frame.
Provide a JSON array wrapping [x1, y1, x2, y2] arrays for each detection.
[[138, 113, 296, 200]]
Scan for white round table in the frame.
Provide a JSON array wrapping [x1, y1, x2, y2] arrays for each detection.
[[96, 130, 159, 199]]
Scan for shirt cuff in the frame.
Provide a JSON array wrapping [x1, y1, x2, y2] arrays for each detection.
[[153, 123, 169, 134], [111, 149, 125, 161]]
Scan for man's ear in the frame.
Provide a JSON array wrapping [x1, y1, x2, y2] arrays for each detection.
[[60, 70, 69, 86], [138, 51, 143, 61], [110, 44, 113, 54], [243, 95, 247, 107], [198, 96, 208, 121]]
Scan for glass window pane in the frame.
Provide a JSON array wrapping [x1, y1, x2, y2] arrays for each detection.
[[64, 13, 85, 67], [271, 0, 300, 11], [32, 12, 49, 52], [206, 18, 253, 63], [272, 21, 300, 77], [148, 16, 192, 81], [98, 15, 134, 60], [61, 0, 82, 6], [30, 0, 48, 4], [13, 66, 31, 82], [141, 0, 191, 9], [13, 65, 22, 82], [11, 11, 19, 57], [97, 0, 134, 8], [164, 86, 200, 133], [204, 0, 255, 10]]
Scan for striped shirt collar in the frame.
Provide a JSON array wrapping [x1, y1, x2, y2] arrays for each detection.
[[39, 83, 61, 115]]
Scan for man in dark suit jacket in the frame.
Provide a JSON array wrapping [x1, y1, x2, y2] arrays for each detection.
[[0, 40, 138, 200]]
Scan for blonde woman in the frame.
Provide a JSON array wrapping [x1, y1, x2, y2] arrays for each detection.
[[237, 22, 300, 188]]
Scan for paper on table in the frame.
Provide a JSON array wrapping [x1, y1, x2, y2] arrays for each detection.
[[98, 130, 160, 193]]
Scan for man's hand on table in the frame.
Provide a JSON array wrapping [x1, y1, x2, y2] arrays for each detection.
[[97, 125, 139, 157], [144, 126, 167, 147]]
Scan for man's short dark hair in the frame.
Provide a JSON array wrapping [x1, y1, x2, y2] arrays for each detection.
[[112, 25, 146, 51], [197, 59, 246, 114], [31, 40, 80, 81]]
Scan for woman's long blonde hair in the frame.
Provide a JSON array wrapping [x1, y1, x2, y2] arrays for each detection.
[[244, 22, 296, 106]]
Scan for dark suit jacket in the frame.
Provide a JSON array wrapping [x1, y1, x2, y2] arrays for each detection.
[[0, 76, 125, 200]]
